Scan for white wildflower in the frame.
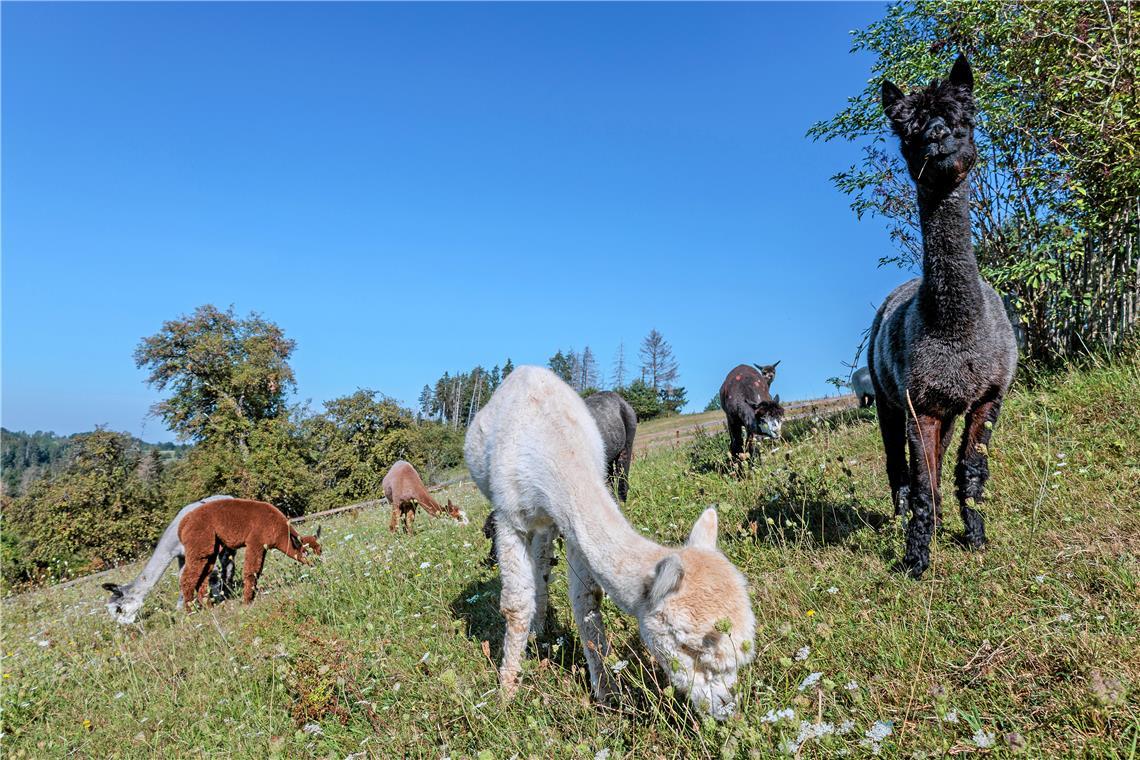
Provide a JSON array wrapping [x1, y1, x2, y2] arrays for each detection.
[[35, 640, 49, 648], [972, 729, 995, 748], [844, 680, 859, 691], [419, 652, 430, 664], [827, 586, 839, 594], [1035, 575, 1046, 584], [837, 719, 855, 734], [420, 561, 432, 569], [610, 660, 628, 673], [942, 710, 959, 723], [473, 701, 487, 709], [761, 707, 796, 723], [1057, 613, 1072, 623], [859, 720, 893, 755], [466, 594, 481, 604], [798, 671, 823, 691], [301, 723, 323, 736], [594, 750, 611, 760], [343, 534, 354, 541], [113, 691, 125, 700], [795, 645, 810, 661]]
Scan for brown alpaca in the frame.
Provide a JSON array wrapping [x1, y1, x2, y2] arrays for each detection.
[[177, 498, 322, 608], [383, 460, 467, 534]]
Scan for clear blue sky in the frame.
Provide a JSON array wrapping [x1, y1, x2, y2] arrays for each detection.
[[2, 2, 908, 441]]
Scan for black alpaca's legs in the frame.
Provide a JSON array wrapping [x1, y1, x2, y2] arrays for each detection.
[[728, 425, 745, 468], [903, 413, 944, 578], [877, 402, 910, 517], [955, 394, 1003, 549], [612, 446, 632, 502], [933, 423, 956, 526]]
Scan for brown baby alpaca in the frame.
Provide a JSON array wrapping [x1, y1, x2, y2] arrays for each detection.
[[383, 460, 464, 534], [177, 498, 322, 608]]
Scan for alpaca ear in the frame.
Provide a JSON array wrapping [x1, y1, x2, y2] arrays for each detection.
[[315, 525, 322, 539], [648, 554, 685, 607], [290, 533, 302, 550], [772, 360, 780, 369], [773, 394, 780, 405], [687, 507, 718, 550], [102, 582, 122, 596], [882, 80, 904, 113], [949, 54, 974, 90]]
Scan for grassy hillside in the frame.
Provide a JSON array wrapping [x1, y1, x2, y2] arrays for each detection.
[[2, 356, 1138, 758]]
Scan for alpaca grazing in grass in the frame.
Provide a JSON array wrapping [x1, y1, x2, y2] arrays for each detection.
[[465, 366, 755, 720], [383, 460, 467, 534], [871, 55, 1017, 578], [720, 363, 784, 461], [177, 498, 322, 608], [851, 366, 875, 408], [583, 390, 638, 502], [103, 495, 238, 624], [481, 389, 638, 566]]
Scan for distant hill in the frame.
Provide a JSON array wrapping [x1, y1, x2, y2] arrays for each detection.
[[0, 428, 190, 496]]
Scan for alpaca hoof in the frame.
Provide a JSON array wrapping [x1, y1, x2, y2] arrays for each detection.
[[896, 554, 929, 579], [499, 671, 520, 701]]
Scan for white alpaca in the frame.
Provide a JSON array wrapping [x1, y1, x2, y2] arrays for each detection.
[[102, 495, 235, 624], [465, 367, 755, 720]]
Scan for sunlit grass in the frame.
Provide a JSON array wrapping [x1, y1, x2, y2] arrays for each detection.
[[2, 355, 1137, 757]]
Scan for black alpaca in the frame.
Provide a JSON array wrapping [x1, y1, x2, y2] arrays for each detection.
[[870, 55, 1017, 579]]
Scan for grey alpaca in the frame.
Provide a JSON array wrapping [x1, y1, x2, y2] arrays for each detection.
[[582, 391, 638, 502], [851, 366, 875, 408], [870, 55, 1017, 578], [482, 390, 637, 566]]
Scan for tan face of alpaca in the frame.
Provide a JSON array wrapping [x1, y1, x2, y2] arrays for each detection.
[[639, 509, 756, 720]]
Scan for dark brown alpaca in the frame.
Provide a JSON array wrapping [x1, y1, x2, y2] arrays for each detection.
[[383, 460, 466, 534], [177, 498, 322, 608], [871, 56, 1018, 578], [720, 363, 784, 461]]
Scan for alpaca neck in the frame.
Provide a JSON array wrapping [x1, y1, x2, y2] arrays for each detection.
[[123, 544, 179, 602], [917, 180, 983, 331], [561, 480, 668, 614]]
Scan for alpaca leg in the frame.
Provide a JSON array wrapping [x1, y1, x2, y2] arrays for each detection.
[[242, 546, 267, 604], [530, 529, 556, 637], [566, 544, 613, 703], [877, 402, 910, 517], [955, 394, 1003, 549], [728, 425, 744, 464], [614, 447, 632, 502], [176, 555, 186, 606], [219, 547, 237, 600], [180, 557, 211, 612], [483, 512, 499, 568], [902, 413, 943, 578], [197, 555, 217, 606], [405, 507, 415, 535], [495, 524, 537, 699], [388, 503, 400, 533], [933, 423, 956, 526]]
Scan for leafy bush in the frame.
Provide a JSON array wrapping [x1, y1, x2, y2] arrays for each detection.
[[686, 427, 733, 475], [2, 429, 168, 587]]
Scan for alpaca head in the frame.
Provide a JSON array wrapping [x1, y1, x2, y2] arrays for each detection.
[[102, 582, 142, 624], [638, 508, 756, 720], [750, 396, 784, 440], [293, 524, 322, 562], [882, 55, 977, 192], [445, 499, 469, 525], [752, 360, 780, 384]]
